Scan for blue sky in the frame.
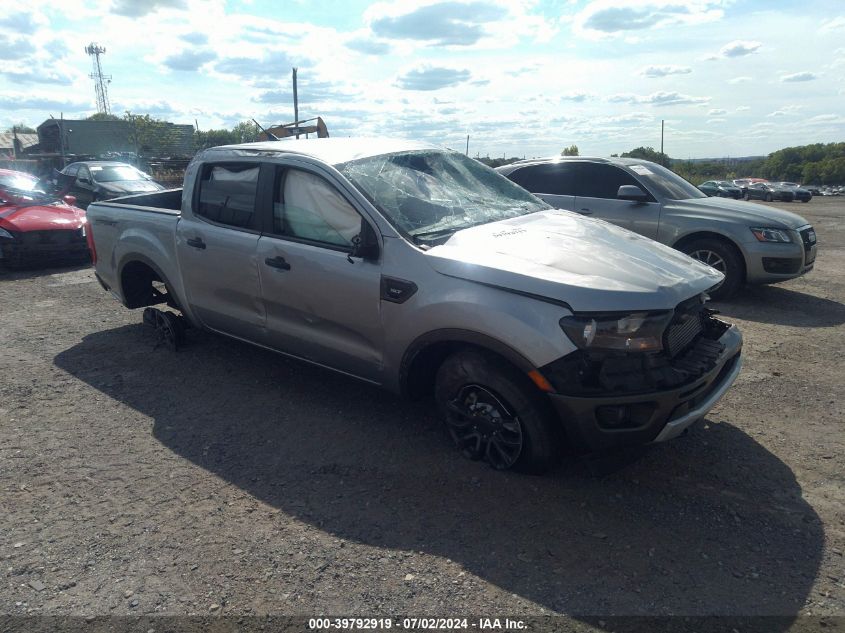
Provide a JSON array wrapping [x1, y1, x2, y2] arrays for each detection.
[[1, 0, 843, 158]]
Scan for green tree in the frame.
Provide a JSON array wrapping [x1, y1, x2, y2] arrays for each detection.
[[86, 112, 122, 122], [231, 120, 261, 144], [561, 144, 579, 156], [621, 146, 668, 165]]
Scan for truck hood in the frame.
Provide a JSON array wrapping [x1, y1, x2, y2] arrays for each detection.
[[425, 211, 723, 312], [0, 202, 85, 232], [670, 197, 809, 229]]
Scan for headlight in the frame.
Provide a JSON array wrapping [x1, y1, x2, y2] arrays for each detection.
[[559, 312, 672, 352], [750, 227, 792, 243], [0, 228, 14, 239]]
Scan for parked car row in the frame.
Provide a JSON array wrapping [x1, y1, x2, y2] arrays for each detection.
[[4, 139, 825, 473], [700, 178, 813, 203]]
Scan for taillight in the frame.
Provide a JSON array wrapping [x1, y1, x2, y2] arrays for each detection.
[[84, 218, 97, 265]]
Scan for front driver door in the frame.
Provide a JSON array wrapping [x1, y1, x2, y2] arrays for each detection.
[[572, 162, 661, 239], [256, 165, 384, 383]]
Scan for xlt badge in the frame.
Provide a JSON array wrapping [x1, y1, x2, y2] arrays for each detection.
[[380, 276, 418, 304]]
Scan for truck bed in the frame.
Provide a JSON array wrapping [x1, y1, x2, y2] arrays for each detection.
[[94, 188, 183, 214]]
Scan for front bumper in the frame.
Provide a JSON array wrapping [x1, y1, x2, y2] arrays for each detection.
[[546, 325, 742, 453], [0, 230, 90, 266], [743, 225, 816, 284]]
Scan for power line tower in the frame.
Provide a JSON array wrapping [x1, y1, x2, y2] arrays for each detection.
[[85, 43, 112, 115]]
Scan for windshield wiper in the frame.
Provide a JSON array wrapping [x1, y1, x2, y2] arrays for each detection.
[[411, 227, 461, 243]]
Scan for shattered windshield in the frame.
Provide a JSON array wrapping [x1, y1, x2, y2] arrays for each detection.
[[337, 150, 548, 242]]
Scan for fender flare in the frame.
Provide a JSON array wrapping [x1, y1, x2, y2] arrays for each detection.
[[116, 252, 188, 316], [398, 328, 537, 398]]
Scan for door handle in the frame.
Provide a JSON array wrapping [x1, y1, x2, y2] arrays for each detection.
[[577, 208, 593, 215], [265, 256, 291, 271], [186, 237, 206, 250]]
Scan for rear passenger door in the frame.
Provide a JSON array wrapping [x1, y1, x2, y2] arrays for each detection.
[[176, 161, 266, 340], [508, 163, 576, 211], [572, 163, 661, 238], [256, 165, 384, 382]]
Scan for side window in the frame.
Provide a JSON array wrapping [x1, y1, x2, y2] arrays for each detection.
[[196, 163, 259, 229], [272, 169, 361, 248], [77, 166, 91, 183], [575, 163, 649, 200], [509, 163, 576, 195], [64, 164, 79, 178]]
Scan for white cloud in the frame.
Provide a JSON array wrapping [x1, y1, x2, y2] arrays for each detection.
[[608, 91, 710, 106], [395, 65, 473, 90], [715, 40, 762, 58], [572, 0, 724, 39], [708, 108, 727, 116], [362, 1, 556, 49], [728, 76, 751, 84], [110, 0, 188, 17], [639, 64, 692, 78], [820, 16, 845, 32], [781, 71, 817, 82], [735, 106, 750, 112]]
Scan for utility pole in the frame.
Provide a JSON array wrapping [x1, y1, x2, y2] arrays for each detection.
[[292, 67, 299, 139], [465, 134, 469, 156], [85, 43, 112, 114], [660, 119, 665, 165]]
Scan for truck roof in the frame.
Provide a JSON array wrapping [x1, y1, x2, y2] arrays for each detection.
[[209, 137, 441, 166]]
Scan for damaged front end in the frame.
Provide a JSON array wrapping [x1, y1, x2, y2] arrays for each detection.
[[542, 294, 742, 453]]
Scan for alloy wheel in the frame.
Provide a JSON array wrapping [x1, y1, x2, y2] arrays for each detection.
[[445, 384, 524, 470], [689, 249, 727, 291]]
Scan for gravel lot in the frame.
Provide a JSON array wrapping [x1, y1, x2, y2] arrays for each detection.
[[1, 197, 843, 627]]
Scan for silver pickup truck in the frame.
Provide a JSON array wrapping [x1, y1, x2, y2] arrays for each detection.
[[86, 138, 742, 473]]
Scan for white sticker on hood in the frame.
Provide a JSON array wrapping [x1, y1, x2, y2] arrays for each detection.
[[630, 165, 654, 176]]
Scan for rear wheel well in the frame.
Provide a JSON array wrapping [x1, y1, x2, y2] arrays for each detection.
[[120, 260, 174, 310], [673, 232, 747, 280]]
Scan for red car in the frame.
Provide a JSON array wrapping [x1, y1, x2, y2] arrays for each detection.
[[0, 168, 90, 267]]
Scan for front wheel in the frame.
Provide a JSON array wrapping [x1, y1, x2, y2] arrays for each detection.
[[434, 350, 559, 473], [765, 193, 773, 202], [682, 238, 744, 301]]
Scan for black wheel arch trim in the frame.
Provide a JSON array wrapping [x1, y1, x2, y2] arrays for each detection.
[[116, 252, 186, 313], [399, 328, 538, 398]]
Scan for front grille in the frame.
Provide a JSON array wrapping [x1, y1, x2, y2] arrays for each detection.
[[799, 226, 816, 252], [18, 229, 86, 245]]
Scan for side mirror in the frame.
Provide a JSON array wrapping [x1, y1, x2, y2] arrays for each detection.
[[63, 195, 77, 206], [618, 184, 648, 202], [349, 219, 380, 261]]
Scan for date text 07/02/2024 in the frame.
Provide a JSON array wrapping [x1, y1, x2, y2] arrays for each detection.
[[307, 617, 528, 630]]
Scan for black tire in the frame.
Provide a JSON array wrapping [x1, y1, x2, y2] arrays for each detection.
[[434, 349, 558, 474], [765, 193, 773, 202], [680, 237, 744, 301], [801, 198, 809, 203]]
